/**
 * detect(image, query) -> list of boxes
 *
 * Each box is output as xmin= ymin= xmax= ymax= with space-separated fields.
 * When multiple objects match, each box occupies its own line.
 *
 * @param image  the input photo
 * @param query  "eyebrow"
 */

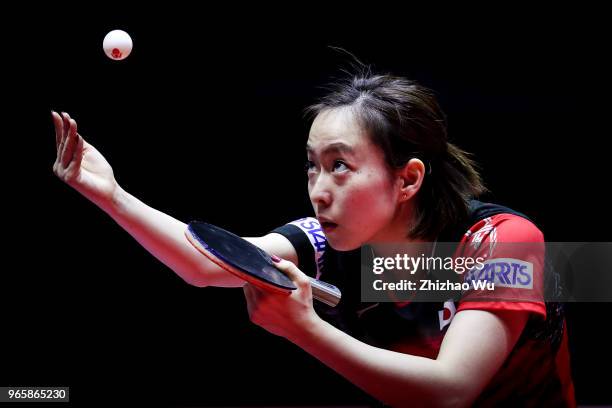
xmin=306 ymin=142 xmax=356 ymax=157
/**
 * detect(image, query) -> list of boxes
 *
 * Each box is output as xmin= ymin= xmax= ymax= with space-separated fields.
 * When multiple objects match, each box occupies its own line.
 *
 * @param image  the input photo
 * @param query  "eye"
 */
xmin=304 ymin=160 xmax=316 ymax=172
xmin=333 ymin=160 xmax=349 ymax=172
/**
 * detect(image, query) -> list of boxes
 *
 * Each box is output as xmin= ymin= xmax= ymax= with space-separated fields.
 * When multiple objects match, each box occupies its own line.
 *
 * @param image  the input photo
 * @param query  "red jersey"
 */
xmin=270 ymin=201 xmax=575 ymax=407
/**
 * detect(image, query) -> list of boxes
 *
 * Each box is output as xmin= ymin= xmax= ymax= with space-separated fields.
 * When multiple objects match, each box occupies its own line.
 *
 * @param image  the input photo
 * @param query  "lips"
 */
xmin=321 ymin=222 xmax=338 ymax=233
xmin=318 ymin=217 xmax=338 ymax=232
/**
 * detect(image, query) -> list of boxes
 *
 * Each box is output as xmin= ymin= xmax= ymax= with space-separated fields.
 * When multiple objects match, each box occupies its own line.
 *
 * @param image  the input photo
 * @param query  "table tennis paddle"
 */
xmin=185 ymin=221 xmax=341 ymax=307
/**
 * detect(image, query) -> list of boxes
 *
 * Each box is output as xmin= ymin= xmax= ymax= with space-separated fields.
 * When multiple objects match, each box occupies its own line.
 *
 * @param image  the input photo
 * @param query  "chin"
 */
xmin=327 ymin=236 xmax=363 ymax=252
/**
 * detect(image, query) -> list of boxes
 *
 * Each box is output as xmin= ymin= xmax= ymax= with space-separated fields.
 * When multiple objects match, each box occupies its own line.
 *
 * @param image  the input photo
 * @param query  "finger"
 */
xmin=61 ymin=118 xmax=78 ymax=168
xmin=51 ymin=111 xmax=63 ymax=151
xmin=64 ymin=112 xmax=73 ymax=141
xmin=61 ymin=112 xmax=71 ymax=138
xmin=244 ymin=283 xmax=264 ymax=302
xmin=243 ymin=282 xmax=253 ymax=299
xmin=58 ymin=112 xmax=70 ymax=157
xmin=67 ymin=133 xmax=84 ymax=173
xmin=243 ymin=283 xmax=259 ymax=318
xmin=272 ymin=259 xmax=310 ymax=287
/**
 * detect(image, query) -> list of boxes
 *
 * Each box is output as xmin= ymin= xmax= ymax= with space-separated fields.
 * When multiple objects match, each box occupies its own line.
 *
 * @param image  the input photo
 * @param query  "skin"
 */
xmin=52 ymin=111 xmax=117 ymax=208
xmin=52 ymin=110 xmax=296 ymax=289
xmin=52 ymin=109 xmax=530 ymax=406
xmin=243 ymin=107 xmax=529 ymax=407
xmin=305 ymin=107 xmax=425 ymax=252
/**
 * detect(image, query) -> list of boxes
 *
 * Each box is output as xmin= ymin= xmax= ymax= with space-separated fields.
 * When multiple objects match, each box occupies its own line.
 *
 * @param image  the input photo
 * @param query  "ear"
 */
xmin=395 ymin=158 xmax=426 ymax=202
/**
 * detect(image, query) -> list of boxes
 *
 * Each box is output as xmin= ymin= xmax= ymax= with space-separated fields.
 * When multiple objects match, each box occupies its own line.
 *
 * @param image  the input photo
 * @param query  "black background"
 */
xmin=3 ymin=6 xmax=611 ymax=406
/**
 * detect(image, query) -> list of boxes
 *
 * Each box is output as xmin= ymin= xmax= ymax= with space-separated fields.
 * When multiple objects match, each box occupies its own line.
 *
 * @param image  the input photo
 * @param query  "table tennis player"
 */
xmin=52 ymin=67 xmax=575 ymax=407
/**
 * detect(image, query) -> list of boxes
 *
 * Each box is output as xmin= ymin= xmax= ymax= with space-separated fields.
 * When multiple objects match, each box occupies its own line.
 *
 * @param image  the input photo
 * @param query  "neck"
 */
xmin=367 ymin=200 xmax=436 ymax=258
xmin=369 ymin=240 xmax=436 ymax=259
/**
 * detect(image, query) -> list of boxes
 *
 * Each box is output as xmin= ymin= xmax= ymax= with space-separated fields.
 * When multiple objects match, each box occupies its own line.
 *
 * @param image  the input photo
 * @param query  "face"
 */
xmin=306 ymin=108 xmax=403 ymax=251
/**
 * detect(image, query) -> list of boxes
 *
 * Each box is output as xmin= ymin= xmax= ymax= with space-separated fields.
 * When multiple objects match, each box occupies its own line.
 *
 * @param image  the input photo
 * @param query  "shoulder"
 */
xmin=464 ymin=212 xmax=544 ymax=244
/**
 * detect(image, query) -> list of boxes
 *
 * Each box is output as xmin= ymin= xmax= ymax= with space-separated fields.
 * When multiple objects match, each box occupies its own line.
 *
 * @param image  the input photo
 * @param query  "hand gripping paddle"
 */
xmin=185 ymin=221 xmax=341 ymax=307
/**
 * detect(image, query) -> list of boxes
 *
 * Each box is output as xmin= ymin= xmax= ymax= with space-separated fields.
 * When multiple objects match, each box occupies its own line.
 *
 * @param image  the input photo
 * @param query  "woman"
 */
xmin=52 ymin=71 xmax=574 ymax=407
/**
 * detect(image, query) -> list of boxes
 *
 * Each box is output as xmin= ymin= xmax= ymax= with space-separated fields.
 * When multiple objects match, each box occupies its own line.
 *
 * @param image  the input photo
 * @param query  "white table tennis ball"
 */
xmin=103 ymin=30 xmax=133 ymax=60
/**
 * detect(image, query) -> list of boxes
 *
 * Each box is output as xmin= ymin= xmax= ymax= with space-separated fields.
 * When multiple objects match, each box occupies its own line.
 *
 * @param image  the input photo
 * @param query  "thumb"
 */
xmin=271 ymin=255 xmax=310 ymax=288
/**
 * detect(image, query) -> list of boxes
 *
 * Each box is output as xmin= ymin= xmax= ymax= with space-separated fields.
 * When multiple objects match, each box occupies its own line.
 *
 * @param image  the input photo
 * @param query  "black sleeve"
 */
xmin=269 ymin=223 xmax=319 ymax=278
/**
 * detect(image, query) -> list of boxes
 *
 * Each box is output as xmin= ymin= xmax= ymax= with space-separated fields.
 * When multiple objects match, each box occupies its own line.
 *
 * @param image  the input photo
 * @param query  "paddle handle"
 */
xmin=309 ymin=277 xmax=341 ymax=307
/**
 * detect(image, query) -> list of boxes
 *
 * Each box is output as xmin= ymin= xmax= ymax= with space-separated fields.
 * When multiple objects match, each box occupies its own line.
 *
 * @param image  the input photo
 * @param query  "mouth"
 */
xmin=320 ymin=221 xmax=338 ymax=233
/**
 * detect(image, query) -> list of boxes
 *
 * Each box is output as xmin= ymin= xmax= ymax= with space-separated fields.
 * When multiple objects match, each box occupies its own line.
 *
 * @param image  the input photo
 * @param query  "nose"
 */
xmin=309 ymin=172 xmax=332 ymax=208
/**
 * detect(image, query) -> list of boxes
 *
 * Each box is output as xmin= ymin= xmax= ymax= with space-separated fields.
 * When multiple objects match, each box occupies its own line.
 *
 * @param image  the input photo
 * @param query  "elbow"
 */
xmin=439 ymin=393 xmax=474 ymax=408
xmin=386 ymin=391 xmax=473 ymax=408
xmin=415 ymin=390 xmax=475 ymax=408
xmin=432 ymin=371 xmax=480 ymax=408
xmin=391 ymin=369 xmax=477 ymax=408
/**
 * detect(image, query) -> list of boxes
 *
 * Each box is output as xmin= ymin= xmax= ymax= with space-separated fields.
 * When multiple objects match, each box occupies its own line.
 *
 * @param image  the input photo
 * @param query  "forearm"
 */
xmin=292 ymin=318 xmax=465 ymax=408
xmin=98 ymin=186 xmax=215 ymax=286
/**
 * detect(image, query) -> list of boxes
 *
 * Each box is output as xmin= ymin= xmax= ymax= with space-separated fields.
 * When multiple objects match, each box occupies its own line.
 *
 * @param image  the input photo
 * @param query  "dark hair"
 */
xmin=306 ymin=70 xmax=487 ymax=240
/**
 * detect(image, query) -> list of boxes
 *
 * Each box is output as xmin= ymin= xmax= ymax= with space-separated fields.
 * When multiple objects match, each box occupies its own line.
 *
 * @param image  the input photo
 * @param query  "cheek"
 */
xmin=343 ymin=173 xmax=396 ymax=224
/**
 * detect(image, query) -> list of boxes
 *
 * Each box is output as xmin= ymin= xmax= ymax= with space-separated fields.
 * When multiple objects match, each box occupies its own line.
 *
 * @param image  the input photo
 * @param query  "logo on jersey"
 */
xmin=465 ymin=258 xmax=533 ymax=289
xmin=288 ymin=217 xmax=327 ymax=279
xmin=438 ymin=300 xmax=456 ymax=331
xmin=465 ymin=217 xmax=498 ymax=255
